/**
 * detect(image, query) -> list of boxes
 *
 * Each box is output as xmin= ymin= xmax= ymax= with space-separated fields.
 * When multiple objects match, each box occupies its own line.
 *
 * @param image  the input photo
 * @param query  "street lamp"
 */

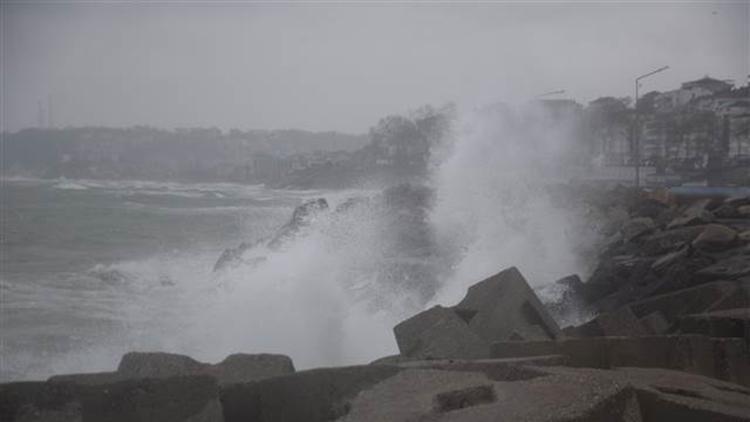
xmin=634 ymin=65 xmax=669 ymax=188
xmin=535 ymin=90 xmax=566 ymax=98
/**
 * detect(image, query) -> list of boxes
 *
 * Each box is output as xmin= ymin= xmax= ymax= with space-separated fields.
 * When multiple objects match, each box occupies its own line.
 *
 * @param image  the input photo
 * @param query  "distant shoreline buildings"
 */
xmin=10 ymin=74 xmax=749 ymax=187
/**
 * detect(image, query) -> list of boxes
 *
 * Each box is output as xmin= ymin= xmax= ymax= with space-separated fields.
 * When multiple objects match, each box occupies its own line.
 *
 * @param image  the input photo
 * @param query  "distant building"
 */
xmin=655 ymin=76 xmax=733 ymax=112
xmin=681 ymin=76 xmax=733 ymax=94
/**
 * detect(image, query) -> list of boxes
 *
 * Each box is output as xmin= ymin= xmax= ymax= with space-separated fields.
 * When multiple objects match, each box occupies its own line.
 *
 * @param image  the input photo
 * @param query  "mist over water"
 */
xmin=1 ymin=105 xmax=599 ymax=381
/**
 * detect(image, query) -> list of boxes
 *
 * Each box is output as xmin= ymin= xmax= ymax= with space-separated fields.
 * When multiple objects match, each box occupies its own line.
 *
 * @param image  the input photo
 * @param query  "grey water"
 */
xmin=0 ymin=178 xmax=314 ymax=381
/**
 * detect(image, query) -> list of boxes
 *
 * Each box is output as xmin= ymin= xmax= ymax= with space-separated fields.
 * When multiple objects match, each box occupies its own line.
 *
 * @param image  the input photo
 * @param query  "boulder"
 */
xmin=725 ymin=195 xmax=750 ymax=207
xmin=453 ymin=267 xmax=562 ymax=343
xmin=629 ymin=281 xmax=747 ymax=324
xmin=621 ymin=217 xmax=655 ymax=241
xmin=641 ymin=225 xmax=707 ymax=256
xmin=214 ymin=198 xmax=330 ymax=271
xmin=650 ymin=246 xmax=689 ymax=274
xmin=713 ymin=203 xmax=741 ymax=219
xmin=691 ymin=224 xmax=738 ymax=251
xmin=393 ymin=306 xmax=491 ymax=359
xmin=666 ymin=199 xmax=715 ymax=229
xmin=696 ymin=256 xmax=750 ymax=281
xmin=572 ymin=307 xmax=648 ymax=337
xmin=679 ymin=308 xmax=750 ymax=338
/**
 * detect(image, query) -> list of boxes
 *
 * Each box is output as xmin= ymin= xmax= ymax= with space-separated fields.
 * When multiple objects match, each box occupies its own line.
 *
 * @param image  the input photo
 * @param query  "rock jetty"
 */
xmin=2 ymin=189 xmax=749 ymax=421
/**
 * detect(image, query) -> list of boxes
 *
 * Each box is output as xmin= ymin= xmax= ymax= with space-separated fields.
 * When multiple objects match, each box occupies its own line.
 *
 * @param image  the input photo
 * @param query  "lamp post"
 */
xmin=535 ymin=90 xmax=566 ymax=98
xmin=634 ymin=66 xmax=669 ymax=188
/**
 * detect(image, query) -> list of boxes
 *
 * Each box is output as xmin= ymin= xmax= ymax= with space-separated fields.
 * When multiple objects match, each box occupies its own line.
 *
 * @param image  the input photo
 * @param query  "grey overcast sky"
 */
xmin=2 ymin=1 xmax=748 ymax=133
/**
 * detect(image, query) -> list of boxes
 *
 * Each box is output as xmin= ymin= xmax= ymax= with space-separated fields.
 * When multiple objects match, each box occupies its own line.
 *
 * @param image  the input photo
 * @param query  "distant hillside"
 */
xmin=1 ymin=126 xmax=368 ymax=183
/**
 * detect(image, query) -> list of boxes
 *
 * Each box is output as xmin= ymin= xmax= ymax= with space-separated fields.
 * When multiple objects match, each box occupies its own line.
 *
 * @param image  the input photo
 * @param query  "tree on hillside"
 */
xmin=365 ymin=104 xmax=455 ymax=174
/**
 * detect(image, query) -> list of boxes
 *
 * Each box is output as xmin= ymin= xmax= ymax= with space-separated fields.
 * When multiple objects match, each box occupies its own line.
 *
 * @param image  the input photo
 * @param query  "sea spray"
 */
xmin=428 ymin=103 xmax=600 ymax=305
xmin=1 ymin=103 xmax=602 ymax=381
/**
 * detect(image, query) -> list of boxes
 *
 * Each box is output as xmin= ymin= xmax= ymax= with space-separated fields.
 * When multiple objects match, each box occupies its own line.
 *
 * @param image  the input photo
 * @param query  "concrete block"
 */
xmin=454 ymin=267 xmax=562 ymax=342
xmin=220 ymin=365 xmax=401 ymax=422
xmin=594 ymin=307 xmax=649 ymax=337
xmin=338 ymin=364 xmax=750 ymax=421
xmin=0 ymin=375 xmax=221 ymax=422
xmin=393 ymin=305 xmax=491 ymax=359
xmin=50 ymin=352 xmax=295 ymax=387
xmin=679 ymin=308 xmax=750 ymax=338
xmin=640 ymin=311 xmax=671 ymax=335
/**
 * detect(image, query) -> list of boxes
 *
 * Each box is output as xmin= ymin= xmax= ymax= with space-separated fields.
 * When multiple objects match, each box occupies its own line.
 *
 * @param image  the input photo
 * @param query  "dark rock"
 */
xmin=629 ymin=197 xmax=671 ymax=220
xmin=696 ymin=256 xmax=750 ymax=281
xmin=267 ymin=198 xmax=329 ymax=250
xmin=725 ymin=195 xmax=750 ymax=207
xmin=629 ymin=281 xmax=747 ymax=324
xmin=641 ymin=225 xmax=707 ymax=256
xmin=679 ymin=308 xmax=750 ymax=338
xmin=214 ymin=198 xmax=329 ymax=271
xmin=650 ymin=246 xmax=689 ymax=274
xmin=691 ymin=224 xmax=738 ymax=251
xmin=453 ymin=267 xmax=562 ymax=342
xmin=644 ymin=251 xmax=716 ymax=297
xmin=583 ymin=256 xmax=661 ymax=311
xmin=393 ymin=305 xmax=491 ymax=359
xmin=713 ymin=203 xmax=741 ymax=219
xmin=621 ymin=217 xmax=655 ymax=241
xmin=667 ymin=199 xmax=715 ymax=230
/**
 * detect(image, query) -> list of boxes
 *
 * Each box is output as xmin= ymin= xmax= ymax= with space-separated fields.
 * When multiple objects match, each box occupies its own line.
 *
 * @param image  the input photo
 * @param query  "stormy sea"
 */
xmin=1 ymin=112 xmax=599 ymax=383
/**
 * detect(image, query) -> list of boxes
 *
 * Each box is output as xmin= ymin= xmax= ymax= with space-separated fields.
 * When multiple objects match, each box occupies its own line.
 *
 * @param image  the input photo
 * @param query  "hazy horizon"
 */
xmin=2 ymin=1 xmax=749 ymax=133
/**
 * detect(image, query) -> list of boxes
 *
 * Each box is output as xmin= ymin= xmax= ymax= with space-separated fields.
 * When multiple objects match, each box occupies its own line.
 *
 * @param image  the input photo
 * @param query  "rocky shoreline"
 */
xmin=2 ymin=188 xmax=749 ymax=421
